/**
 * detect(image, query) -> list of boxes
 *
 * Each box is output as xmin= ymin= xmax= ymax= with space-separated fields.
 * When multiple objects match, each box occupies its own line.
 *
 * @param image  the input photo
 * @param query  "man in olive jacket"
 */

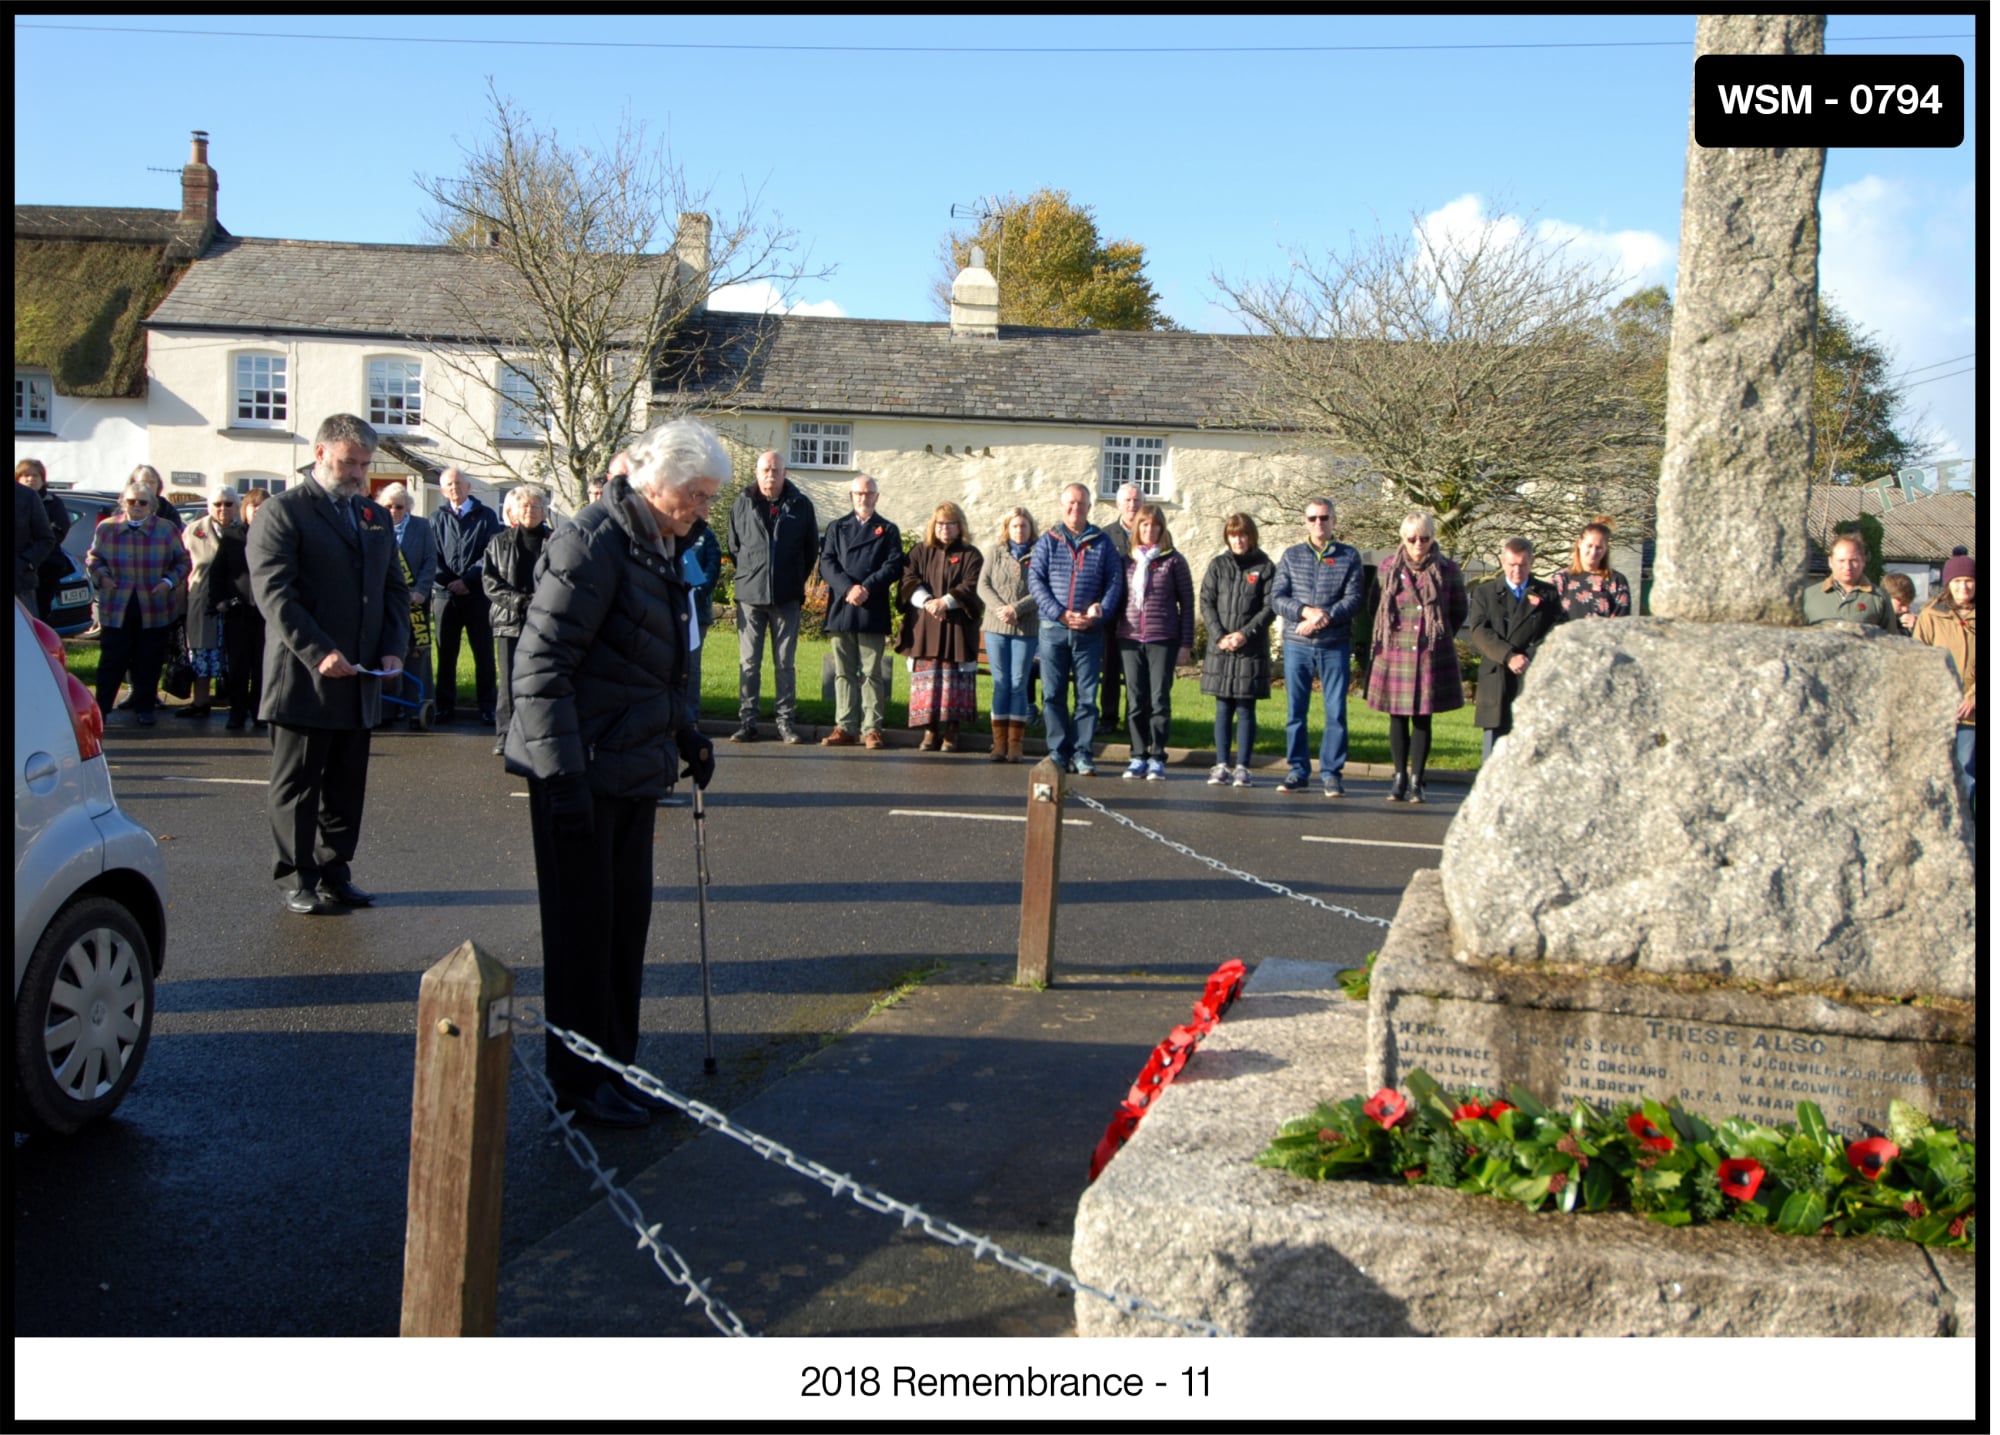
xmin=727 ymin=450 xmax=819 ymax=742
xmin=250 ymin=414 xmax=409 ymax=914
xmin=1465 ymin=536 xmax=1564 ymax=762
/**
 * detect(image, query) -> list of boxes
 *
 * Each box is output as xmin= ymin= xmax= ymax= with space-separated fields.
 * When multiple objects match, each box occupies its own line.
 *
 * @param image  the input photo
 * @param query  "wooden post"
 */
xmin=1016 ymin=756 xmax=1066 ymax=987
xmin=400 ymin=941 xmax=513 ymax=1337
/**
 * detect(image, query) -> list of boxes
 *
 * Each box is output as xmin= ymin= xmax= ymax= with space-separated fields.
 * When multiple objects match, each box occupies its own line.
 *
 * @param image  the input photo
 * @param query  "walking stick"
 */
xmin=692 ymin=783 xmax=718 ymax=1075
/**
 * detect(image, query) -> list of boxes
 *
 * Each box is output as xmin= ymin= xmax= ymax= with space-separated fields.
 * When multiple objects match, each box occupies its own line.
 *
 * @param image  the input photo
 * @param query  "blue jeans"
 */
xmin=987 ymin=632 xmax=1035 ymax=722
xmin=1955 ymin=725 xmax=1976 ymax=809
xmin=1282 ymin=640 xmax=1351 ymax=779
xmin=1038 ymin=625 xmax=1105 ymax=767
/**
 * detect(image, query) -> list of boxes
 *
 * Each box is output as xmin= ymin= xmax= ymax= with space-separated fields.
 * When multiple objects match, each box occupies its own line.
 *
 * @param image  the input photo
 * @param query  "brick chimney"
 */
xmin=950 ymin=246 xmax=999 ymax=340
xmin=179 ymin=130 xmax=218 ymax=228
xmin=675 ymin=212 xmax=712 ymax=311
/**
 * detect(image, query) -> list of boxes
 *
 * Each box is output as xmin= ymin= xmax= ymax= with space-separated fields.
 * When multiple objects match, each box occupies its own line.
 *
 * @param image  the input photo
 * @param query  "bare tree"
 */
xmin=1213 ymin=209 xmax=1663 ymax=563
xmin=414 ymin=83 xmax=826 ymax=505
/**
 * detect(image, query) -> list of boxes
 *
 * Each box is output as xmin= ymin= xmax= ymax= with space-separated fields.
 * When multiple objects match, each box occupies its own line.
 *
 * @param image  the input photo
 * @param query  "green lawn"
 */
xmin=68 ymin=632 xmax=1484 ymax=770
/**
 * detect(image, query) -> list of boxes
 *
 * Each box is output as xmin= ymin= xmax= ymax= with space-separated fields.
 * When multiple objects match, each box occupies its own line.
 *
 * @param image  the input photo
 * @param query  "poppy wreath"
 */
xmin=1255 ymin=1068 xmax=1976 ymax=1250
xmin=1088 ymin=960 xmax=1248 ymax=1183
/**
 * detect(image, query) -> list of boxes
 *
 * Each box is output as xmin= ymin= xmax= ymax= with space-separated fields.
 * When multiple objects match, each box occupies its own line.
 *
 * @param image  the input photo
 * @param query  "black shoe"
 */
xmin=730 ymin=722 xmax=760 ymax=743
xmin=1409 ymin=779 xmax=1427 ymax=804
xmin=316 ymin=876 xmax=377 ymax=907
xmin=558 ymin=1081 xmax=650 ymax=1129
xmin=285 ymin=885 xmax=334 ymax=915
xmin=134 ymin=710 xmax=157 ymax=727
xmin=1387 ymin=773 xmax=1409 ymax=802
xmin=435 ymin=710 xmax=456 ymax=726
xmin=479 ymin=710 xmax=496 ymax=726
xmin=225 ymin=716 xmax=248 ymax=731
xmin=171 ymin=705 xmax=213 ymax=721
xmin=619 ymin=1080 xmax=679 ymax=1114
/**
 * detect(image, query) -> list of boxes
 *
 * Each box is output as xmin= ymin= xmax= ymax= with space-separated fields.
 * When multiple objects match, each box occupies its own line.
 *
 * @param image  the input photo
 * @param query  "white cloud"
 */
xmin=707 ymin=279 xmax=845 ymax=318
xmin=1415 ymin=193 xmax=1676 ymax=301
xmin=1819 ymin=175 xmax=1977 ymax=460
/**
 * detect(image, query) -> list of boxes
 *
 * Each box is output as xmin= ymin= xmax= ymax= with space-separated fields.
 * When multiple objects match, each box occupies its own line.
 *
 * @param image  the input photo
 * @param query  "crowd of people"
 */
xmin=17 ymin=420 xmax=1979 ymax=1125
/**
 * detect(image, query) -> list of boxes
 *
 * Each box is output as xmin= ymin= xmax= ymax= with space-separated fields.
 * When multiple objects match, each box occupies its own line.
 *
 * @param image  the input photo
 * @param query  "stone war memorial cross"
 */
xmin=1367 ymin=13 xmax=1977 ymax=1141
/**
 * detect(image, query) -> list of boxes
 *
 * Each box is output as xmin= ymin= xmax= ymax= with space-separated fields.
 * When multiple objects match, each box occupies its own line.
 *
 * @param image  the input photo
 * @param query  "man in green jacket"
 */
xmin=1801 ymin=534 xmax=1895 ymax=630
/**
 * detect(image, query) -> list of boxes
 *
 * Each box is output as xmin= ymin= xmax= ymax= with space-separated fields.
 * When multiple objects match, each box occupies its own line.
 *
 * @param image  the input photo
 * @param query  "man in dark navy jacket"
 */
xmin=727 ymin=450 xmax=819 ymax=743
xmin=817 ymin=474 xmax=902 ymax=747
xmin=430 ymin=467 xmax=502 ymax=725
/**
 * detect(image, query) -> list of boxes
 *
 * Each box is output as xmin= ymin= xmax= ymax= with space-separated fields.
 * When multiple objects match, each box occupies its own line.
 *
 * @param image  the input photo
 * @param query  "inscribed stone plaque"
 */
xmin=1377 ymin=993 xmax=1976 ymax=1138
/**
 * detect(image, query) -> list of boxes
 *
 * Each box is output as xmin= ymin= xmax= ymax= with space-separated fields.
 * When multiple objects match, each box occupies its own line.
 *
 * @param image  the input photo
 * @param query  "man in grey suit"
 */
xmin=250 ymin=414 xmax=410 ymax=914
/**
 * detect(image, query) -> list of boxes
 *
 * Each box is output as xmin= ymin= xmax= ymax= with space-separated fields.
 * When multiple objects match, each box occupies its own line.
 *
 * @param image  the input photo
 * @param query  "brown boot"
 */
xmin=919 ymin=726 xmax=939 ymax=752
xmin=1008 ymin=719 xmax=1025 ymax=763
xmin=989 ymin=719 xmax=1009 ymax=761
xmin=940 ymin=721 xmax=961 ymax=753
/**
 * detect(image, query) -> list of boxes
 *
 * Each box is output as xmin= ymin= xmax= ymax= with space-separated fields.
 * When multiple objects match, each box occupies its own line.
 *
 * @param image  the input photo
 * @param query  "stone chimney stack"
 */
xmin=179 ymin=130 xmax=218 ymax=227
xmin=675 ymin=212 xmax=712 ymax=311
xmin=950 ymin=246 xmax=1000 ymax=340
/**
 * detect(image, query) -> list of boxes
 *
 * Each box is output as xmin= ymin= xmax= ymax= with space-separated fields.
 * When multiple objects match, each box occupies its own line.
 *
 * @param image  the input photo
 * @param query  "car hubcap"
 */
xmin=44 ymin=926 xmax=147 ymax=1101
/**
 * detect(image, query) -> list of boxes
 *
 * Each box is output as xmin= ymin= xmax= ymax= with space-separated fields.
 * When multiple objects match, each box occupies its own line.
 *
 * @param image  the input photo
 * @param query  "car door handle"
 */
xmin=24 ymin=750 xmax=61 ymax=795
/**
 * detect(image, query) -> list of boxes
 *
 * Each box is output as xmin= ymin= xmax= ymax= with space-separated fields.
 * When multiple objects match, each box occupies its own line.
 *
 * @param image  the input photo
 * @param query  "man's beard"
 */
xmin=320 ymin=471 xmax=364 ymax=499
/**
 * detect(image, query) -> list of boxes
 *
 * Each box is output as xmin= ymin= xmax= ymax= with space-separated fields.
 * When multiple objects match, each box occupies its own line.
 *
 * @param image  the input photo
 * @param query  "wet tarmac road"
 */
xmin=9 ymin=715 xmax=1459 ymax=1337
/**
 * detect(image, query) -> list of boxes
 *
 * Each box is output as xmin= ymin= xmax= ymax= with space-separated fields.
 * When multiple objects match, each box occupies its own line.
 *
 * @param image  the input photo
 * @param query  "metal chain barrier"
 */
xmin=1067 ymin=789 xmax=1394 ymax=929
xmin=517 ymin=1006 xmax=1231 ymax=1338
xmin=510 ymin=1042 xmax=755 ymax=1338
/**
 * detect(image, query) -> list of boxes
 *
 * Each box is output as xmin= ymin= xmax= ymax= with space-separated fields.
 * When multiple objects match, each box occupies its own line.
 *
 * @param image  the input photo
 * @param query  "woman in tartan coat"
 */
xmin=86 ymin=480 xmax=191 ymax=725
xmin=1364 ymin=511 xmax=1468 ymax=803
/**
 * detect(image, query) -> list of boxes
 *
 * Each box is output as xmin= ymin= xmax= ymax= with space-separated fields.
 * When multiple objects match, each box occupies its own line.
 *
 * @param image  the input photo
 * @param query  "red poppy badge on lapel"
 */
xmin=949 ymin=554 xmax=962 ymax=564
xmin=873 ymin=526 xmax=884 ymax=535
xmin=1245 ymin=573 xmax=1259 ymax=584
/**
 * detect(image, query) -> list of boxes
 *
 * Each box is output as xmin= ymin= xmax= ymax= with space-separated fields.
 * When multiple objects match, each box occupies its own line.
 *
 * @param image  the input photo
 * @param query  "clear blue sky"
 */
xmin=14 ymin=12 xmax=1982 ymax=462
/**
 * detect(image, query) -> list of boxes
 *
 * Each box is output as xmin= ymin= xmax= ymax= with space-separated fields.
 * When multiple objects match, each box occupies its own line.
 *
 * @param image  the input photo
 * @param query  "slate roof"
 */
xmin=16 ymin=205 xmax=192 ymax=245
xmin=659 ymin=310 xmax=1268 ymax=431
xmin=1806 ymin=484 xmax=1979 ymax=563
xmin=145 ymin=235 xmax=675 ymax=343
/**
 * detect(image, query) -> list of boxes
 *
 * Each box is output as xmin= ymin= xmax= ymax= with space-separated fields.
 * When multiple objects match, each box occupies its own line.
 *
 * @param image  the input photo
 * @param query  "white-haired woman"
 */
xmin=484 ymin=484 xmax=551 ymax=755
xmin=504 ymin=419 xmax=722 ymax=1128
xmin=176 ymin=486 xmax=245 ymax=720
xmin=1364 ymin=510 xmax=1468 ymax=803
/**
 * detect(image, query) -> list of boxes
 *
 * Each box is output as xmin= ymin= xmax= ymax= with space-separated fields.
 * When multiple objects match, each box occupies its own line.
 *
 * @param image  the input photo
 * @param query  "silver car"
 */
xmin=13 ymin=598 xmax=167 ymax=1134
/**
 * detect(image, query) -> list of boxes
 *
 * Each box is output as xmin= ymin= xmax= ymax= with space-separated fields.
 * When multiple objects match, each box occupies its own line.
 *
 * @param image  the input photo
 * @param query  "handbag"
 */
xmin=162 ymin=651 xmax=195 ymax=700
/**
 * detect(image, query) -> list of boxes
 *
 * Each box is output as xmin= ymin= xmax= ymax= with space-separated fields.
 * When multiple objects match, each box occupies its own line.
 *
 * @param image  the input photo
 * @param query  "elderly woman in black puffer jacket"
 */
xmin=484 ymin=484 xmax=551 ymax=756
xmin=1199 ymin=513 xmax=1277 ymax=787
xmin=503 ymin=420 xmax=723 ymax=1129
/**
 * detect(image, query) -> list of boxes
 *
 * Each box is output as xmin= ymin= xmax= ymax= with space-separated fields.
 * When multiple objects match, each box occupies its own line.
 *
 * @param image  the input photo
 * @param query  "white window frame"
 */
xmin=496 ymin=364 xmax=544 ymax=441
xmin=231 ymin=352 xmax=289 ymax=428
xmin=366 ymin=357 xmax=424 ymax=430
xmin=1100 ymin=434 xmax=1167 ymax=500
xmin=788 ymin=419 xmax=853 ymax=469
xmin=15 ymin=371 xmax=52 ymax=431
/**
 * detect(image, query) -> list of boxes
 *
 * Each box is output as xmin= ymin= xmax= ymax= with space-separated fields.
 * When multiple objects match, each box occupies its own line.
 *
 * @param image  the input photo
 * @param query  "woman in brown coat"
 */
xmin=899 ymin=500 xmax=984 ymax=751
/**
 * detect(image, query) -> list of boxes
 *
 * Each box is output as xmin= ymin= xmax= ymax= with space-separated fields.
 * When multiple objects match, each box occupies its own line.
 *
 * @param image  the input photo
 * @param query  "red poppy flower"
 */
xmin=1401 ymin=1166 xmax=1426 ymax=1182
xmin=1626 ymin=1113 xmax=1674 ymax=1151
xmin=1452 ymin=1103 xmax=1486 ymax=1122
xmin=1949 ymin=1217 xmax=1966 ymax=1238
xmin=1548 ymin=1171 xmax=1568 ymax=1193
xmin=1245 ymin=574 xmax=1259 ymax=584
xmin=1363 ymin=1089 xmax=1411 ymax=1129
xmin=1486 ymin=1100 xmax=1514 ymax=1118
xmin=1846 ymin=1137 xmax=1899 ymax=1181
xmin=1903 ymin=1198 xmax=1926 ymax=1219
xmin=1717 ymin=1158 xmax=1764 ymax=1201
xmin=1317 ymin=1128 xmax=1342 ymax=1145
xmin=873 ymin=525 xmax=883 ymax=535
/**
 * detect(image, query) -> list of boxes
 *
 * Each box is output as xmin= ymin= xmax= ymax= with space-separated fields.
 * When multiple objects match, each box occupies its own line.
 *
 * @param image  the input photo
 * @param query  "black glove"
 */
xmin=544 ymin=772 xmax=594 ymax=839
xmin=676 ymin=729 xmax=715 ymax=790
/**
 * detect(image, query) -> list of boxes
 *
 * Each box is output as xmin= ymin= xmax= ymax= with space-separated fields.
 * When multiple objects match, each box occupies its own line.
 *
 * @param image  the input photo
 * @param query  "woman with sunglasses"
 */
xmin=1364 ymin=511 xmax=1468 ymax=802
xmin=85 ymin=480 xmax=190 ymax=726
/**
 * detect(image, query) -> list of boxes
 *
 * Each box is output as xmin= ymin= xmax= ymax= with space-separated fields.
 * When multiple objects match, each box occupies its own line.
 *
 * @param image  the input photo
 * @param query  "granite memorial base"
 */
xmin=1368 ymin=872 xmax=1977 ymax=1139
xmin=1071 ymin=957 xmax=1976 ymax=1338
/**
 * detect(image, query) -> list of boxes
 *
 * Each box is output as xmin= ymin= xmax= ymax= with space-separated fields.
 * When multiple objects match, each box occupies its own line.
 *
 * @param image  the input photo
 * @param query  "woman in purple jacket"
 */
xmin=1118 ymin=505 xmax=1194 ymax=780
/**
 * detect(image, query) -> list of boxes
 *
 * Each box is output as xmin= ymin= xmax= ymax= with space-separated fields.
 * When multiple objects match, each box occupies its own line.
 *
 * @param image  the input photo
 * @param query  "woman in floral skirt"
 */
xmin=899 ymin=501 xmax=984 ymax=752
xmin=1364 ymin=511 xmax=1468 ymax=803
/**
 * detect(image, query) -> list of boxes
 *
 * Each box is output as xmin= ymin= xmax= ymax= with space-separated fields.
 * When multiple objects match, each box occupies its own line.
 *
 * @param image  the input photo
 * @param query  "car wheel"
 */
xmin=13 ymin=895 xmax=156 ymax=1135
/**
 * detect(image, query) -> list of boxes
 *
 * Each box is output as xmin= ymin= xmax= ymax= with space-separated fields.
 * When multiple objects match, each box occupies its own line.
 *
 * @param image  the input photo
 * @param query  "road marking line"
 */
xmin=1302 ymin=834 xmax=1444 ymax=852
xmin=890 ymin=808 xmax=1091 ymax=828
xmin=118 ymin=774 xmax=270 ymax=786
